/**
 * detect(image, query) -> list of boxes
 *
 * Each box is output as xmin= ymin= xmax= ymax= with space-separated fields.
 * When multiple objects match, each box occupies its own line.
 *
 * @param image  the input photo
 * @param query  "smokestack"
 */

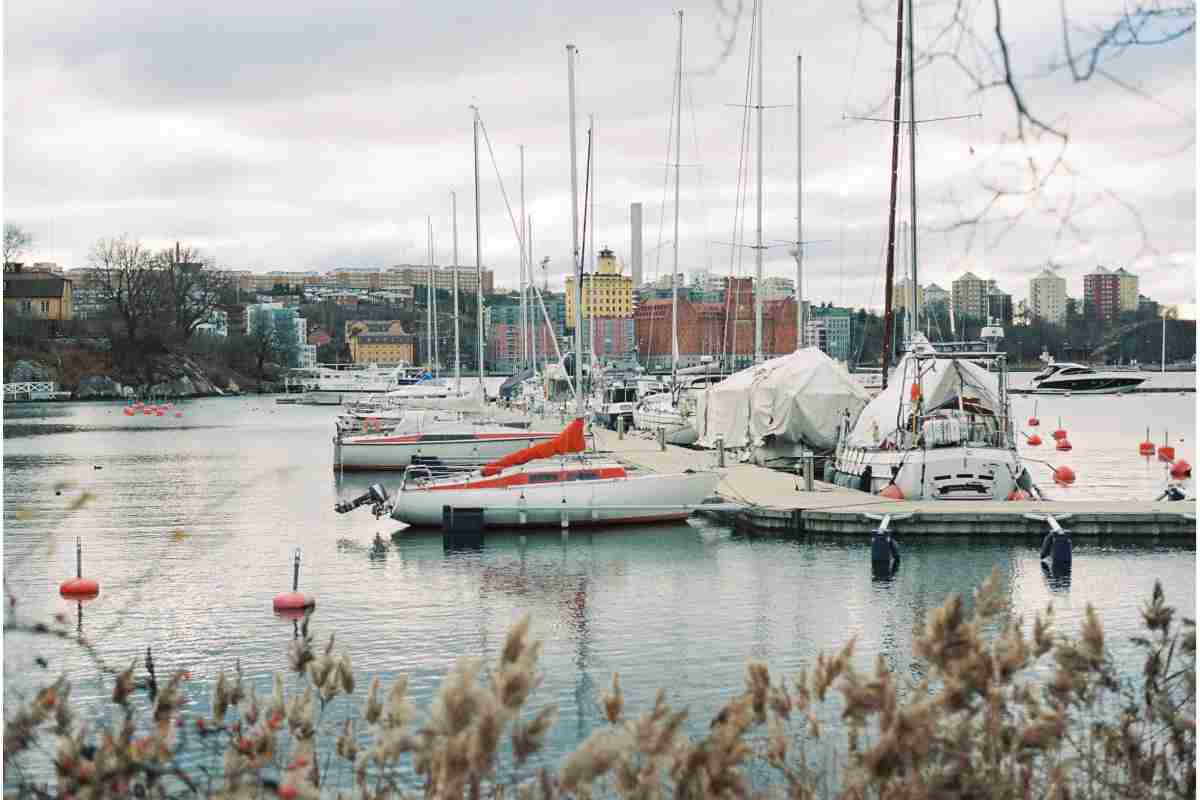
xmin=630 ymin=202 xmax=643 ymax=287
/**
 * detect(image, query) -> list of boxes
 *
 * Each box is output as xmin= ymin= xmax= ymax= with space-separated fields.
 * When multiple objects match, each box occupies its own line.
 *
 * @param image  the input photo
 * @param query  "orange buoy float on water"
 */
xmin=1055 ymin=438 xmax=1072 ymax=452
xmin=58 ymin=537 xmax=100 ymax=600
xmin=1157 ymin=430 xmax=1175 ymax=462
xmin=879 ymin=483 xmax=905 ymax=500
xmin=1028 ymin=434 xmax=1042 ymax=446
xmin=1139 ymin=428 xmax=1155 ymax=456
xmin=273 ymin=548 xmax=315 ymax=614
xmin=1053 ymin=466 xmax=1076 ymax=486
xmin=1028 ymin=401 xmax=1040 ymax=427
xmin=1051 ymin=417 xmax=1067 ymax=441
xmin=1007 ymin=488 xmax=1031 ymax=501
xmin=175 ymin=411 xmax=183 ymax=418
xmin=1170 ymin=460 xmax=1191 ymax=480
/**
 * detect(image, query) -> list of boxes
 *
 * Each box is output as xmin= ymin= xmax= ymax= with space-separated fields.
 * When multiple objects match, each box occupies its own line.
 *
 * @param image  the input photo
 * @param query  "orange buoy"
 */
xmin=1055 ymin=438 xmax=1072 ymax=452
xmin=272 ymin=591 xmax=314 ymax=612
xmin=879 ymin=483 xmax=905 ymax=500
xmin=1170 ymin=460 xmax=1191 ymax=480
xmin=909 ymin=382 xmax=920 ymax=402
xmin=175 ymin=411 xmax=183 ymax=418
xmin=58 ymin=537 xmax=100 ymax=599
xmin=1139 ymin=441 xmax=1155 ymax=456
xmin=273 ymin=549 xmax=315 ymax=614
xmin=1051 ymin=417 xmax=1067 ymax=440
xmin=123 ymin=407 xmax=135 ymax=416
xmin=1053 ymin=466 xmax=1076 ymax=486
xmin=1158 ymin=445 xmax=1175 ymax=462
xmin=1007 ymin=488 xmax=1031 ymax=501
xmin=1028 ymin=417 xmax=1040 ymax=426
xmin=1028 ymin=434 xmax=1042 ymax=446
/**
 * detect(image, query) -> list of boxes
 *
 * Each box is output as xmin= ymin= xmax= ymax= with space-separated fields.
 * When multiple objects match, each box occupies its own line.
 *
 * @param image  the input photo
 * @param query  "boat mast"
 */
xmin=879 ymin=0 xmax=905 ymax=389
xmin=529 ymin=214 xmax=537 ymax=370
xmin=427 ymin=215 xmax=434 ymax=375
xmin=671 ymin=10 xmax=683 ymax=387
xmin=473 ymin=106 xmax=484 ymax=391
xmin=906 ymin=0 xmax=918 ymax=342
xmin=520 ymin=144 xmax=529 ymax=372
xmin=753 ymin=0 xmax=764 ymax=365
xmin=796 ymin=52 xmax=804 ymax=351
xmin=452 ymin=190 xmax=461 ymax=392
xmin=567 ymin=44 xmax=583 ymax=417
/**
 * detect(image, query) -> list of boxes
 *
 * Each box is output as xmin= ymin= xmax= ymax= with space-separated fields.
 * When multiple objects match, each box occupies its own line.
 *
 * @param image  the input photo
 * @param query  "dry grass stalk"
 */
xmin=2 ymin=574 xmax=1193 ymax=799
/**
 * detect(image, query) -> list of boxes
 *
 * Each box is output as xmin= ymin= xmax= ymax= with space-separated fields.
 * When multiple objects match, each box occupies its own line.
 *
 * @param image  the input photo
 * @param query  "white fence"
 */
xmin=3 ymin=382 xmax=71 ymax=401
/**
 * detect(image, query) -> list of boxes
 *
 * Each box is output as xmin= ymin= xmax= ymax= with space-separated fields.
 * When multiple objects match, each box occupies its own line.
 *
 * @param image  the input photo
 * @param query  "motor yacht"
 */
xmin=1030 ymin=360 xmax=1146 ymax=395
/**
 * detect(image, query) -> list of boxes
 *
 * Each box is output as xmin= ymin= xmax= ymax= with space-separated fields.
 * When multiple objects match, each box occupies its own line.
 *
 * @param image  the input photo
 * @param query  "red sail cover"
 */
xmin=481 ymin=417 xmax=586 ymax=476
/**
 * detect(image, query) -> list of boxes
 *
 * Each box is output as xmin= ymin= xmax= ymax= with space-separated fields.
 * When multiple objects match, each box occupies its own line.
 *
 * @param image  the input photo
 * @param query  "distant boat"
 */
xmin=384 ymin=418 xmax=721 ymax=528
xmin=1030 ymin=361 xmax=1146 ymax=395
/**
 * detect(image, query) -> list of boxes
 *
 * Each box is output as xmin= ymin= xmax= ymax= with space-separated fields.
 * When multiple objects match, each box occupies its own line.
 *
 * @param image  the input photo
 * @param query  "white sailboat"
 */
xmin=384 ymin=419 xmax=721 ymax=528
xmin=827 ymin=0 xmax=1033 ymax=501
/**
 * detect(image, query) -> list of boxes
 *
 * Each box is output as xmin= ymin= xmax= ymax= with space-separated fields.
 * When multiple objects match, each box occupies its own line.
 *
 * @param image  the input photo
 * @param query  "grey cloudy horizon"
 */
xmin=4 ymin=0 xmax=1195 ymax=309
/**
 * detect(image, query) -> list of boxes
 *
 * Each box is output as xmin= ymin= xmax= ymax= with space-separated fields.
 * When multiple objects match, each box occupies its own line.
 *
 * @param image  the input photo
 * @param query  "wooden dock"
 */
xmin=579 ymin=422 xmax=1196 ymax=538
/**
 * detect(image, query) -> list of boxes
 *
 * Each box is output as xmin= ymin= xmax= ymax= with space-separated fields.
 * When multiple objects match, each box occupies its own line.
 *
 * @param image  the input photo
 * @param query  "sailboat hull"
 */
xmin=389 ymin=470 xmax=721 ymax=528
xmin=335 ymin=429 xmax=557 ymax=471
xmin=830 ymin=445 xmax=1024 ymax=500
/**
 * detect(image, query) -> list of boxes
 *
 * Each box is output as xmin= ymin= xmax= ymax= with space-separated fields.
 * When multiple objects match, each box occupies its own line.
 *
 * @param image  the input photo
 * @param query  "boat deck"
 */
xmin=565 ymin=419 xmax=1197 ymax=538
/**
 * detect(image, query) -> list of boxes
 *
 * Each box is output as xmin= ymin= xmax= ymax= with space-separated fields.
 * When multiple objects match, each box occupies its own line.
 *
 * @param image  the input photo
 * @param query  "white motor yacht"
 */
xmin=1030 ymin=360 xmax=1146 ymax=395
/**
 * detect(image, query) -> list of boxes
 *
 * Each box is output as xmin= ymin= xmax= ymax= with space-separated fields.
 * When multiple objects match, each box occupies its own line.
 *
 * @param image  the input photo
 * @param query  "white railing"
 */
xmin=4 ymin=382 xmax=65 ymax=400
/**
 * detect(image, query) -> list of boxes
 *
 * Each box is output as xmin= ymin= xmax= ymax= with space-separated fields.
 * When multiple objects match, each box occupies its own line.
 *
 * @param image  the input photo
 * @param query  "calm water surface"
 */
xmin=3 ymin=392 xmax=1196 ymax=784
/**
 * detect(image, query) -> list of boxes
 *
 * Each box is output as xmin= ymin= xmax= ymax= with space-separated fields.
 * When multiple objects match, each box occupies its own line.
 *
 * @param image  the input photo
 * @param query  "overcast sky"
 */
xmin=4 ymin=0 xmax=1195 ymax=308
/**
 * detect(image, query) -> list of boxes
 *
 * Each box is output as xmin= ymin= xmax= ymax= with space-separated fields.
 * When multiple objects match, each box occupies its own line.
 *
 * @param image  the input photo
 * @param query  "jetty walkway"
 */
xmin=579 ymin=423 xmax=1196 ymax=538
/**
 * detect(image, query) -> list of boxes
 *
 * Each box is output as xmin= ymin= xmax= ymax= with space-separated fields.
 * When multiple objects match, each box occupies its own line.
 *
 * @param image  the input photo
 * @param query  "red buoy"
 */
xmin=1028 ymin=434 xmax=1043 ymax=446
xmin=1052 ymin=429 xmax=1067 ymax=441
xmin=1055 ymin=438 xmax=1072 ymax=452
xmin=123 ymin=407 xmax=135 ymax=416
xmin=1007 ymin=489 xmax=1031 ymax=501
xmin=1170 ymin=460 xmax=1191 ymax=480
xmin=1139 ymin=441 xmax=1155 ymax=456
xmin=1028 ymin=417 xmax=1040 ymax=427
xmin=909 ymin=382 xmax=920 ymax=403
xmin=175 ymin=411 xmax=183 ymax=418
xmin=1158 ymin=445 xmax=1175 ymax=462
xmin=1053 ymin=466 xmax=1076 ymax=486
xmin=272 ymin=591 xmax=314 ymax=611
xmin=879 ymin=483 xmax=905 ymax=500
xmin=273 ymin=548 xmax=314 ymax=614
xmin=58 ymin=538 xmax=99 ymax=599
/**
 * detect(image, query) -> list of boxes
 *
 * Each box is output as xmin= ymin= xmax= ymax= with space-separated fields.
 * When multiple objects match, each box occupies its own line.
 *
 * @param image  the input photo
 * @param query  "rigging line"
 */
xmin=837 ymin=9 xmax=869 ymax=309
xmin=684 ymin=74 xmax=714 ymax=275
xmin=648 ymin=34 xmax=682 ymax=370
xmin=476 ymin=116 xmax=527 ymax=262
xmin=725 ymin=0 xmax=758 ymax=367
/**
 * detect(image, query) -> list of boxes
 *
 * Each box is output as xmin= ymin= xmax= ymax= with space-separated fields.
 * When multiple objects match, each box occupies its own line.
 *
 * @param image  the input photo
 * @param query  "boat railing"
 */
xmin=400 ymin=465 xmax=435 ymax=491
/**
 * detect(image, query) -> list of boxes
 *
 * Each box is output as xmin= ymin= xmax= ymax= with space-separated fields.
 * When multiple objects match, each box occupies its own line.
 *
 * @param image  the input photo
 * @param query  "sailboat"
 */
xmin=383 ymin=418 xmax=721 ymax=528
xmin=827 ymin=0 xmax=1035 ymax=501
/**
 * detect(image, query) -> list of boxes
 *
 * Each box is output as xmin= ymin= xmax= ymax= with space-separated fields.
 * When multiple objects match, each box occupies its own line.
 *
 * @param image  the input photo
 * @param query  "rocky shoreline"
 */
xmin=5 ymin=350 xmax=260 ymax=400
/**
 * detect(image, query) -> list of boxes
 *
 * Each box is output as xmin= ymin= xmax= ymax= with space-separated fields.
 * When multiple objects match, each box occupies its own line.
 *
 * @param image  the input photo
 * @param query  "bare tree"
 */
xmin=88 ymin=236 xmax=162 ymax=345
xmin=853 ymin=0 xmax=1194 ymax=256
xmin=154 ymin=243 xmax=230 ymax=341
xmin=4 ymin=224 xmax=33 ymax=265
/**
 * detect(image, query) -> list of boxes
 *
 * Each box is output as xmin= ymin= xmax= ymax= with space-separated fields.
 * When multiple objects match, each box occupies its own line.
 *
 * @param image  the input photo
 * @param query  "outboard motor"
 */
xmin=335 ymin=484 xmax=390 ymax=518
xmin=1155 ymin=484 xmax=1187 ymax=502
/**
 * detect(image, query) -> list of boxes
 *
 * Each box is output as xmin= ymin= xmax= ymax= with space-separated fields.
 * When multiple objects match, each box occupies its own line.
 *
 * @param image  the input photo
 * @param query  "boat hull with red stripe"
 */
xmin=388 ymin=458 xmax=721 ymax=528
xmin=335 ymin=425 xmax=559 ymax=471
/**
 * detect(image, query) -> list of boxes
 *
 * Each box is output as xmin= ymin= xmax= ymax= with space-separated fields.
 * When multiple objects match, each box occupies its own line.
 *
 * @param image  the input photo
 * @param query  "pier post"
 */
xmin=617 ymin=415 xmax=625 ymax=440
xmin=804 ymin=453 xmax=814 ymax=491
xmin=717 ymin=436 xmax=725 ymax=467
xmin=657 ymin=427 xmax=666 ymax=451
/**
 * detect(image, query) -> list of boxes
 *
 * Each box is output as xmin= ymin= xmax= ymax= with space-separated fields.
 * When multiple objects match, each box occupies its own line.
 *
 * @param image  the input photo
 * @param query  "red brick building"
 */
xmin=635 ymin=296 xmax=760 ymax=370
xmin=1083 ymin=266 xmax=1121 ymax=321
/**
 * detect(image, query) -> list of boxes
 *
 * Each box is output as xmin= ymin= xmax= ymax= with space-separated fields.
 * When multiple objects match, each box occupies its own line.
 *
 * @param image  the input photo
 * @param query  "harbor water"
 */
xmin=3 ymin=388 xmax=1196 ymax=785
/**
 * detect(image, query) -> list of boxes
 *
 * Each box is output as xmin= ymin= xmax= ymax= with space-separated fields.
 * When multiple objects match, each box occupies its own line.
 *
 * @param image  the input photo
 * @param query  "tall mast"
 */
xmin=796 ymin=52 xmax=804 ymax=351
xmin=528 ymin=214 xmax=537 ymax=370
xmin=431 ymin=218 xmax=439 ymax=377
xmin=753 ymin=0 xmax=764 ymax=365
xmin=567 ymin=44 xmax=583 ymax=416
xmin=906 ymin=0 xmax=919 ymax=342
xmin=519 ymin=144 xmax=528 ymax=371
xmin=879 ymin=0 xmax=905 ymax=389
xmin=473 ymin=106 xmax=484 ymax=390
xmin=671 ymin=9 xmax=683 ymax=386
xmin=427 ymin=215 xmax=434 ymax=373
xmin=452 ymin=190 xmax=461 ymax=391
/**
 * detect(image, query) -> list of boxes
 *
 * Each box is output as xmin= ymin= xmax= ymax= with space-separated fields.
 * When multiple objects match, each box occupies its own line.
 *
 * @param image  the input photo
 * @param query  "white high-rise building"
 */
xmin=1028 ymin=268 xmax=1067 ymax=326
